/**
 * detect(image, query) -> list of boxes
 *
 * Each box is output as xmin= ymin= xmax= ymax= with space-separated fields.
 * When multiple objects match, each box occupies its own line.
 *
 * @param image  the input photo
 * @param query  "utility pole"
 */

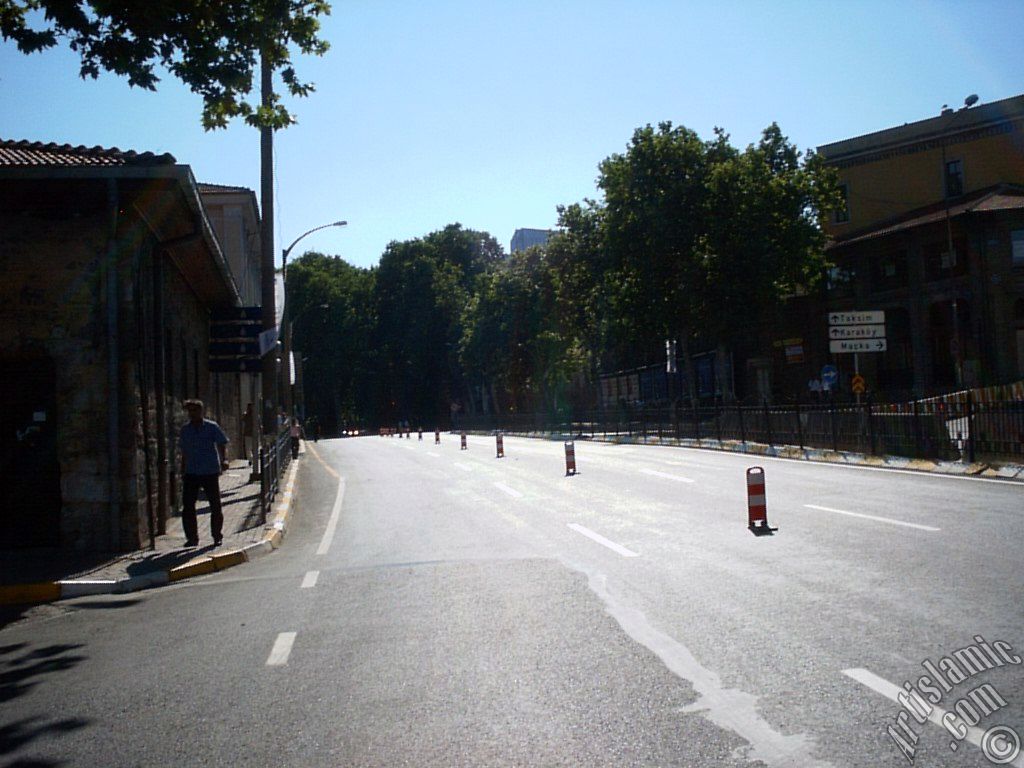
xmin=260 ymin=51 xmax=277 ymax=438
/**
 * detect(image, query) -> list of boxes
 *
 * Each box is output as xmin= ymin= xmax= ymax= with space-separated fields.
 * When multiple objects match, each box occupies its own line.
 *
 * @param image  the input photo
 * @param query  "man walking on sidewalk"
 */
xmin=179 ymin=399 xmax=230 ymax=547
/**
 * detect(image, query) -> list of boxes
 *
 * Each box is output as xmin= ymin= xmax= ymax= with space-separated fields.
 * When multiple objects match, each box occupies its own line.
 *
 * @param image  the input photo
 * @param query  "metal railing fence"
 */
xmin=452 ymin=396 xmax=1024 ymax=463
xmin=258 ymin=428 xmax=293 ymax=523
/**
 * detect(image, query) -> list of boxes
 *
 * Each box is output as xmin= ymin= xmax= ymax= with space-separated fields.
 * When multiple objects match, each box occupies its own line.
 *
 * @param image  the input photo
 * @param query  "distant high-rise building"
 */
xmin=511 ymin=228 xmax=553 ymax=253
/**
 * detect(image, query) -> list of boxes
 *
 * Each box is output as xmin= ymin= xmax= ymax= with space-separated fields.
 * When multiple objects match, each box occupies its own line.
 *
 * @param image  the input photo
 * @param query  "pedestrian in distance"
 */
xmin=242 ymin=402 xmax=255 ymax=467
xmin=179 ymin=399 xmax=229 ymax=547
xmin=290 ymin=417 xmax=304 ymax=459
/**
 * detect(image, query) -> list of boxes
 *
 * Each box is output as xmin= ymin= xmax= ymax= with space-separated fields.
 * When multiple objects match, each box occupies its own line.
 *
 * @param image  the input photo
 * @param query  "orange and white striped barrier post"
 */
xmin=564 ymin=440 xmax=577 ymax=476
xmin=434 ymin=429 xmax=440 ymax=445
xmin=496 ymin=433 xmax=504 ymax=458
xmin=746 ymin=466 xmax=776 ymax=533
xmin=460 ymin=432 xmax=467 ymax=450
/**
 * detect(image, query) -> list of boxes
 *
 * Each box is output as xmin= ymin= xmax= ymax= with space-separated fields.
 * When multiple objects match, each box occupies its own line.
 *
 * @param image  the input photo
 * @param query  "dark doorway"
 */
xmin=0 ymin=359 xmax=62 ymax=547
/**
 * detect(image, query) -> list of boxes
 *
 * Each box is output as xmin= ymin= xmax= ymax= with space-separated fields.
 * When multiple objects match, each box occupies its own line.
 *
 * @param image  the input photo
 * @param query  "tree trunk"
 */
xmin=715 ymin=341 xmax=735 ymax=403
xmin=680 ymin=333 xmax=699 ymax=409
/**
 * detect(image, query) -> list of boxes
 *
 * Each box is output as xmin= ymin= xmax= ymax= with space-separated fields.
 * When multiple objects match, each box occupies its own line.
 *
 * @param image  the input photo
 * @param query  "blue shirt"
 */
xmin=180 ymin=419 xmax=229 ymax=475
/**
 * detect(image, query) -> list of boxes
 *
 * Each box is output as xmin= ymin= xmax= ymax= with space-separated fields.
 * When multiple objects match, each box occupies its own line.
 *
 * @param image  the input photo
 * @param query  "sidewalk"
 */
xmin=0 ymin=457 xmax=298 ymax=605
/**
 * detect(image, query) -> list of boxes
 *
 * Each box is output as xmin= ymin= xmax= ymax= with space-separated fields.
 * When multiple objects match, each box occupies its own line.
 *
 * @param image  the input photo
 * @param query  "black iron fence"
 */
xmin=455 ymin=396 xmax=1024 ymax=463
xmin=258 ymin=428 xmax=293 ymax=522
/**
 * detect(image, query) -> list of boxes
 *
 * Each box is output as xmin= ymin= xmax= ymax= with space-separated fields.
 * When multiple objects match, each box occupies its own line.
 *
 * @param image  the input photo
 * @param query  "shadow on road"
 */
xmin=0 ymin=642 xmax=89 ymax=765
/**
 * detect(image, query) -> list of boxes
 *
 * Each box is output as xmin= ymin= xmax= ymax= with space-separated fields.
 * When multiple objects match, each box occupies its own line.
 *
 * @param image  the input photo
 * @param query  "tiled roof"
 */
xmin=828 ymin=185 xmax=1024 ymax=249
xmin=0 ymin=139 xmax=175 ymax=167
xmin=199 ymin=183 xmax=252 ymax=194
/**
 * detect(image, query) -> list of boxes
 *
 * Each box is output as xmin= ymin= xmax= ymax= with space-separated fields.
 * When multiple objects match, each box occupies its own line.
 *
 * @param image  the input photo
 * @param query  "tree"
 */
xmin=286 ymin=252 xmax=375 ymax=434
xmin=597 ymin=122 xmax=713 ymax=401
xmin=372 ymin=225 xmax=503 ymax=424
xmin=460 ymin=247 xmax=587 ymax=415
xmin=699 ymin=124 xmax=841 ymax=398
xmin=0 ymin=0 xmax=330 ymax=128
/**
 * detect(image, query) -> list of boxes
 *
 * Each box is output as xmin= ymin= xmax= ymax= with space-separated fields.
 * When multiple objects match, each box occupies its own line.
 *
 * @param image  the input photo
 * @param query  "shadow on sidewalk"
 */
xmin=123 ymin=546 xmax=219 ymax=578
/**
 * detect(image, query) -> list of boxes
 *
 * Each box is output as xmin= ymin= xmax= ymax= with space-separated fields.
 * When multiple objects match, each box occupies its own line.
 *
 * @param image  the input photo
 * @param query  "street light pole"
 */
xmin=940 ymin=94 xmax=977 ymax=389
xmin=280 ymin=221 xmax=347 ymax=419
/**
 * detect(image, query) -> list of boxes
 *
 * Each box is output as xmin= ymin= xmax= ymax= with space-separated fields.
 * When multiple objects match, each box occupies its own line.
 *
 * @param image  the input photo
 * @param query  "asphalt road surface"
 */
xmin=2 ymin=435 xmax=1022 ymax=767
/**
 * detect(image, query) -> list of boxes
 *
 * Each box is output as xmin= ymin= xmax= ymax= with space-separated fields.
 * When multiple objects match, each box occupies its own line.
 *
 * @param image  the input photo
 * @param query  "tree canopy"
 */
xmin=274 ymin=120 xmax=839 ymax=430
xmin=0 ymin=0 xmax=330 ymax=128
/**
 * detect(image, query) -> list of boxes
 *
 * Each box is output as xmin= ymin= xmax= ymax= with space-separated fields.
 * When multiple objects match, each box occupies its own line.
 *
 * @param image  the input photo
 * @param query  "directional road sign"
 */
xmin=829 ymin=339 xmax=888 ymax=354
xmin=829 ymin=324 xmax=886 ymax=340
xmin=828 ymin=310 xmax=885 ymax=326
xmin=821 ymin=364 xmax=838 ymax=387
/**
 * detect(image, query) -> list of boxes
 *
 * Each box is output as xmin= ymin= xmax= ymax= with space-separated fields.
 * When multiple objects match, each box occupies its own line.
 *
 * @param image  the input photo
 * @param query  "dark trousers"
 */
xmin=182 ymin=473 xmax=223 ymax=543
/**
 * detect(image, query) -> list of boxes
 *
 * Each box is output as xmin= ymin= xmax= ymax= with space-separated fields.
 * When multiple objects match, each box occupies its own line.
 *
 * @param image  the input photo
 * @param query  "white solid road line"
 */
xmin=454 ymin=462 xmax=473 ymax=472
xmin=842 ymin=668 xmax=1024 ymax=767
xmin=567 ymin=523 xmax=639 ymax=557
xmin=493 ymin=482 xmax=524 ymax=498
xmin=266 ymin=632 xmax=297 ymax=666
xmin=426 ymin=451 xmax=441 ymax=458
xmin=804 ymin=504 xmax=941 ymax=532
xmin=640 ymin=468 xmax=695 ymax=483
xmin=300 ymin=570 xmax=319 ymax=589
xmin=316 ymin=477 xmax=346 ymax=555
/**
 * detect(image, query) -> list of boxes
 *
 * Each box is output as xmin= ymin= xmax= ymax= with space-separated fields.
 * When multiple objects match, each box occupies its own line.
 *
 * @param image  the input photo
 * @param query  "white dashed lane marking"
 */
xmin=266 ymin=632 xmax=297 ymax=666
xmin=804 ymin=504 xmax=940 ymax=532
xmin=567 ymin=523 xmax=639 ymax=558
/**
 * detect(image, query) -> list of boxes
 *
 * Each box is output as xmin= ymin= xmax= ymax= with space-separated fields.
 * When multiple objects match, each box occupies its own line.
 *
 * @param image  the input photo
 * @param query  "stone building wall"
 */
xmin=1 ymin=181 xmax=243 ymax=551
xmin=0 ymin=191 xmax=130 ymax=549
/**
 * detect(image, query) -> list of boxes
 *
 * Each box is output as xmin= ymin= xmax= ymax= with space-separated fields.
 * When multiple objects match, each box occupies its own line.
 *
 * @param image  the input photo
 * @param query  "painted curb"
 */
xmin=0 ymin=458 xmax=303 ymax=606
xmin=168 ymin=558 xmax=216 ymax=582
xmin=0 ymin=583 xmax=61 ymax=605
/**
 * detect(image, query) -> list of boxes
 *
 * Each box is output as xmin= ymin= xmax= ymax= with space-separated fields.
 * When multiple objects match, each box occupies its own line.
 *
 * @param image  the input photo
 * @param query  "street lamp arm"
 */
xmin=282 ymin=220 xmax=347 ymax=265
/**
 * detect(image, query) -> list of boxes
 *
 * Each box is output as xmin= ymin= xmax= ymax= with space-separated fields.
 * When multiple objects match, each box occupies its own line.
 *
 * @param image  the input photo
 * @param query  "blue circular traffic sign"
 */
xmin=821 ymin=364 xmax=839 ymax=386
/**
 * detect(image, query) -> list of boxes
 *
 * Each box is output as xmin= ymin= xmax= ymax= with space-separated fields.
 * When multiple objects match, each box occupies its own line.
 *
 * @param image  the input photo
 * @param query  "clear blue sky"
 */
xmin=2 ymin=0 xmax=1022 ymax=269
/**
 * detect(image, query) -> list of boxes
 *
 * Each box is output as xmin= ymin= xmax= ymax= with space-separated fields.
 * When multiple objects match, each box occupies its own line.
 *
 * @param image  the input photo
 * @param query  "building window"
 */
xmin=925 ymin=238 xmax=968 ymax=281
xmin=833 ymin=184 xmax=850 ymax=224
xmin=870 ymin=250 xmax=908 ymax=291
xmin=1012 ymin=229 xmax=1024 ymax=268
xmin=945 ymin=159 xmax=964 ymax=198
xmin=826 ymin=264 xmax=856 ymax=297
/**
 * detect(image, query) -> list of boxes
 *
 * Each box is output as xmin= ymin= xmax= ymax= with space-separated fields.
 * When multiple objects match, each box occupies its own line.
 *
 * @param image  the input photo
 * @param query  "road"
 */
xmin=2 ymin=434 xmax=1022 ymax=767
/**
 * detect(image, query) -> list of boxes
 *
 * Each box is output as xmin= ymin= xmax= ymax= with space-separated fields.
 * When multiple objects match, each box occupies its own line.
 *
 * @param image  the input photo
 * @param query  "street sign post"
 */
xmin=827 ymin=310 xmax=886 ymax=403
xmin=828 ymin=310 xmax=885 ymax=326
xmin=828 ymin=324 xmax=886 ymax=340
xmin=829 ymin=339 xmax=888 ymax=354
xmin=821 ymin=364 xmax=838 ymax=389
xmin=209 ymin=306 xmax=264 ymax=372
